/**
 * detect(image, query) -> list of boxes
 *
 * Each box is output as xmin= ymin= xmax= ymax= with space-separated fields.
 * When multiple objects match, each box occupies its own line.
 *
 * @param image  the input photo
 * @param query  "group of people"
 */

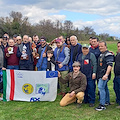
xmin=0 ymin=33 xmax=120 ymax=111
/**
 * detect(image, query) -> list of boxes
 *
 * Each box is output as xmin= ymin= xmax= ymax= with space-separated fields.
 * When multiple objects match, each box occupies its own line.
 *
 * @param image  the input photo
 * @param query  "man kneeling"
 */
xmin=58 ymin=61 xmax=87 ymax=108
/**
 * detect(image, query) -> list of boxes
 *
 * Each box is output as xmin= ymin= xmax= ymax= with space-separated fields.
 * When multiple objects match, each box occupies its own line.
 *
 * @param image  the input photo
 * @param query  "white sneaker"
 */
xmin=0 ymin=97 xmax=3 ymax=101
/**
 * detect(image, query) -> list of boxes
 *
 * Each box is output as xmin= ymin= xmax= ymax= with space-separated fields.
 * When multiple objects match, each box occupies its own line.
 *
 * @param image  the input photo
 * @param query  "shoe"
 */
xmin=95 ymin=104 xmax=106 ymax=111
xmin=105 ymin=102 xmax=111 ymax=106
xmin=76 ymin=103 xmax=82 ymax=108
xmin=89 ymin=103 xmax=94 ymax=107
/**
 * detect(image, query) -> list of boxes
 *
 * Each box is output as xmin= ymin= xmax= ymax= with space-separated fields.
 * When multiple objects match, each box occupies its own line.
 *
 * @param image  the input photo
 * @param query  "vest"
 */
xmin=78 ymin=52 xmax=92 ymax=78
xmin=54 ymin=46 xmax=68 ymax=71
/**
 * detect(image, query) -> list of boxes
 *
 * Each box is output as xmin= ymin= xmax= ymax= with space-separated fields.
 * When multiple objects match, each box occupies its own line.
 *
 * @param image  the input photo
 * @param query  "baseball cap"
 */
xmin=55 ymin=38 xmax=62 ymax=43
xmin=82 ymin=44 xmax=89 ymax=48
xmin=72 ymin=61 xmax=81 ymax=67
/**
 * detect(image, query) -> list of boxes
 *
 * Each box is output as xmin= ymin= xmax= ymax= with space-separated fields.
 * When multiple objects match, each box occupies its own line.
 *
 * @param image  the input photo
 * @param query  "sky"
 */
xmin=0 ymin=0 xmax=120 ymax=38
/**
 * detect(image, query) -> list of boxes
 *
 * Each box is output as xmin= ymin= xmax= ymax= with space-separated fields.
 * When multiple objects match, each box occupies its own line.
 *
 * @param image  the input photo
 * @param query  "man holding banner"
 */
xmin=58 ymin=61 xmax=87 ymax=108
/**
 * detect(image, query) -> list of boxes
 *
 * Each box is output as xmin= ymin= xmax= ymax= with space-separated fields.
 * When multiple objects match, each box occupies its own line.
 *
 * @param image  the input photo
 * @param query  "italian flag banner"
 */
xmin=3 ymin=70 xmax=58 ymax=102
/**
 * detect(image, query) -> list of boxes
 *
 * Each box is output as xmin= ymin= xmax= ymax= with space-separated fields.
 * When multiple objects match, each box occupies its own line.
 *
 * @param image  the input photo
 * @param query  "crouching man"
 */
xmin=58 ymin=61 xmax=87 ymax=108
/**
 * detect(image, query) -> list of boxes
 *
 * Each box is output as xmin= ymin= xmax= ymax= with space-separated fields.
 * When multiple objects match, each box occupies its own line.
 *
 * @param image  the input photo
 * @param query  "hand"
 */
xmin=2 ymin=67 xmax=6 ymax=70
xmin=58 ymin=71 xmax=61 ymax=78
xmin=42 ymin=53 xmax=46 ymax=57
xmin=69 ymin=91 xmax=75 ymax=97
xmin=47 ymin=58 xmax=50 ymax=61
xmin=58 ymin=64 xmax=63 ymax=68
xmin=6 ymin=53 xmax=10 ymax=57
xmin=92 ymin=73 xmax=96 ymax=80
xmin=22 ymin=51 xmax=26 ymax=54
xmin=102 ymin=74 xmax=108 ymax=80
xmin=32 ymin=52 xmax=35 ymax=57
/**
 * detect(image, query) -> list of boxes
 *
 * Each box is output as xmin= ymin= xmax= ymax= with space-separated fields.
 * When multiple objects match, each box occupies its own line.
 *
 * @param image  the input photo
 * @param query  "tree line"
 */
xmin=0 ymin=11 xmax=117 ymax=42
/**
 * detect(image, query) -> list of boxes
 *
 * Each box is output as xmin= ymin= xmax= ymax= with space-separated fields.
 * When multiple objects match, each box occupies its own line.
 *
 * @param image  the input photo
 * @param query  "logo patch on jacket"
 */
xmin=84 ymin=59 xmax=89 ymax=65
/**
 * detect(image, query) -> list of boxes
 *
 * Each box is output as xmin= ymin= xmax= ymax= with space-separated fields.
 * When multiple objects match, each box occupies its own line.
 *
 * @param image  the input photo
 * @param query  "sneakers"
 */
xmin=116 ymin=105 xmax=120 ymax=109
xmin=95 ymin=104 xmax=106 ymax=111
xmin=105 ymin=102 xmax=111 ymax=106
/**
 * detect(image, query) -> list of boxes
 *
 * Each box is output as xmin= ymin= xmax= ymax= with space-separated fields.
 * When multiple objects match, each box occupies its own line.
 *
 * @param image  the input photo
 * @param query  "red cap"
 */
xmin=55 ymin=38 xmax=62 ymax=43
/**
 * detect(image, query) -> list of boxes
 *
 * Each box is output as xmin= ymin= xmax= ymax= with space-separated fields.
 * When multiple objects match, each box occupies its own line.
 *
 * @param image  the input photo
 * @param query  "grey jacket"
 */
xmin=0 ymin=46 xmax=4 ymax=68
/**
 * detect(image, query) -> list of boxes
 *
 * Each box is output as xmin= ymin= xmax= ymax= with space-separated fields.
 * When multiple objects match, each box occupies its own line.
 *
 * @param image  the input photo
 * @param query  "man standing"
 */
xmin=17 ymin=35 xmax=34 ymax=70
xmin=5 ymin=39 xmax=19 ymax=70
xmin=69 ymin=35 xmax=82 ymax=72
xmin=58 ymin=61 xmax=87 ymax=108
xmin=77 ymin=44 xmax=97 ymax=107
xmin=89 ymin=37 xmax=101 ymax=92
xmin=36 ymin=36 xmax=52 ymax=71
xmin=113 ymin=41 xmax=120 ymax=108
xmin=54 ymin=38 xmax=70 ymax=97
xmin=95 ymin=41 xmax=114 ymax=111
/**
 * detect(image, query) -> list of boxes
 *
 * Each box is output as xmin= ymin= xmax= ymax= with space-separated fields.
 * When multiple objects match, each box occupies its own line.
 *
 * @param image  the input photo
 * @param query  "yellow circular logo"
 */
xmin=22 ymin=83 xmax=33 ymax=94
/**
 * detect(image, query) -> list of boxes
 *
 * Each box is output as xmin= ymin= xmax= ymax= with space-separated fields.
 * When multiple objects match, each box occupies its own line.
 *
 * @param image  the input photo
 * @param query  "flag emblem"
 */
xmin=22 ymin=83 xmax=34 ymax=94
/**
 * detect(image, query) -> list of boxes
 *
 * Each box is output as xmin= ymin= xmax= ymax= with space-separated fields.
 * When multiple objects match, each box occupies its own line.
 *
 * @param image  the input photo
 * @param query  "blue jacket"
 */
xmin=54 ymin=46 xmax=68 ymax=71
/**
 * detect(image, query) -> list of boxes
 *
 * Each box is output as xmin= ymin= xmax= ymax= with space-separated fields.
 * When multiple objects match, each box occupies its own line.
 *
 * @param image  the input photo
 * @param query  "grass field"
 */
xmin=0 ymin=41 xmax=120 ymax=120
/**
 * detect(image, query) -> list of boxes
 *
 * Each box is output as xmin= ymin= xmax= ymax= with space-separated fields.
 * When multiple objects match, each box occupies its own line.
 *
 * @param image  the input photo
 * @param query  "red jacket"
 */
xmin=5 ymin=46 xmax=19 ymax=65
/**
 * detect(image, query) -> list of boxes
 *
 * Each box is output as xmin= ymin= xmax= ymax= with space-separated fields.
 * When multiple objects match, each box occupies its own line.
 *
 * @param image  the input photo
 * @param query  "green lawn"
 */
xmin=0 ymin=41 xmax=120 ymax=120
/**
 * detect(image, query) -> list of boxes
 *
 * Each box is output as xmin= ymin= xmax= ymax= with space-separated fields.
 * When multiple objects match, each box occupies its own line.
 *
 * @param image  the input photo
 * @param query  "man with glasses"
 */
xmin=15 ymin=36 xmax=22 ymax=47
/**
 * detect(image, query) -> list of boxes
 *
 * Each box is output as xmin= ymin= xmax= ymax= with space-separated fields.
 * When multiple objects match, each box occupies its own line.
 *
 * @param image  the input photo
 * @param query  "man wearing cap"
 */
xmin=54 ymin=38 xmax=70 ymax=97
xmin=77 ymin=44 xmax=97 ymax=107
xmin=36 ymin=36 xmax=52 ymax=71
xmin=58 ymin=61 xmax=87 ymax=108
xmin=69 ymin=35 xmax=82 ymax=72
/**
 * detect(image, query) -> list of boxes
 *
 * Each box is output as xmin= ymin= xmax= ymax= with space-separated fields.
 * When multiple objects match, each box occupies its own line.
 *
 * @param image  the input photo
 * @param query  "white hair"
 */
xmin=70 ymin=35 xmax=78 ymax=42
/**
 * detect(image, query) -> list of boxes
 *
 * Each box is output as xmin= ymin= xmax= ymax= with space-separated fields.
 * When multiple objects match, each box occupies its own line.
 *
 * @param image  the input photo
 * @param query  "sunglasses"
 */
xmin=17 ymin=39 xmax=21 ymax=41
xmin=41 ymin=40 xmax=45 ymax=41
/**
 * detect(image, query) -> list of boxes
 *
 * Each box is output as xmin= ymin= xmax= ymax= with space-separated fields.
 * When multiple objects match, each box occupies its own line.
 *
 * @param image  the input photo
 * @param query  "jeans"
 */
xmin=84 ymin=78 xmax=95 ymax=104
xmin=7 ymin=65 xmax=19 ymax=70
xmin=98 ymin=78 xmax=110 ymax=105
xmin=113 ymin=76 xmax=120 ymax=105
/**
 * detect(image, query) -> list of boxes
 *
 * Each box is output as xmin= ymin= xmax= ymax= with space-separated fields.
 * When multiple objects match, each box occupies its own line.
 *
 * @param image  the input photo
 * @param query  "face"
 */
xmin=13 ymin=37 xmax=17 ymax=43
xmin=56 ymin=41 xmax=62 ymax=48
xmin=82 ymin=47 xmax=89 ymax=55
xmin=0 ymin=39 xmax=2 ymax=45
xmin=70 ymin=36 xmax=77 ymax=46
xmin=89 ymin=38 xmax=92 ymax=45
xmin=91 ymin=39 xmax=98 ymax=48
xmin=73 ymin=66 xmax=80 ymax=73
xmin=2 ymin=38 xmax=7 ymax=44
xmin=29 ymin=37 xmax=32 ymax=43
xmin=47 ymin=53 xmax=53 ymax=58
xmin=23 ymin=35 xmax=29 ymax=43
xmin=40 ymin=39 xmax=46 ymax=45
xmin=99 ymin=42 xmax=107 ymax=53
xmin=117 ymin=43 xmax=120 ymax=53
xmin=59 ymin=36 xmax=65 ymax=43
xmin=33 ymin=36 xmax=39 ymax=43
xmin=8 ymin=39 xmax=15 ymax=46
xmin=16 ymin=36 xmax=22 ymax=45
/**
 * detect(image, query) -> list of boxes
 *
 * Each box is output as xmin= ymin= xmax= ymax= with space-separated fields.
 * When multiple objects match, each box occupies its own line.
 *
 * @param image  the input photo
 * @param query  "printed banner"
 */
xmin=3 ymin=70 xmax=58 ymax=102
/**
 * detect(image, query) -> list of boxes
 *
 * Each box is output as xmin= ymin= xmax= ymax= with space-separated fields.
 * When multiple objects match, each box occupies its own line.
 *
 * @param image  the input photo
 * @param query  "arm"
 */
xmin=90 ymin=53 xmax=97 ymax=79
xmin=61 ymin=47 xmax=70 ymax=66
xmin=102 ymin=53 xmax=114 ymax=80
xmin=16 ymin=47 xmax=22 ymax=58
xmin=58 ymin=71 xmax=69 ymax=84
